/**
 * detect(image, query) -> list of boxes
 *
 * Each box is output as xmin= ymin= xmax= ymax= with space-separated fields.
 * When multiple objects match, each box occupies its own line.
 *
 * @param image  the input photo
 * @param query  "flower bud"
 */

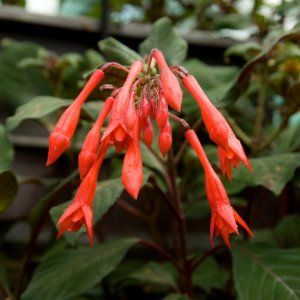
xmin=143 ymin=118 xmax=154 ymax=147
xmin=158 ymin=121 xmax=172 ymax=157
xmin=156 ymin=97 xmax=169 ymax=129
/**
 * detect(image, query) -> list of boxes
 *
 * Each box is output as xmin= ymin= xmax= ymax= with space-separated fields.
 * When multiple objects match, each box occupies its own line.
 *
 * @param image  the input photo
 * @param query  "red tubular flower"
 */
xmin=182 ymin=75 xmax=253 ymax=179
xmin=156 ymin=96 xmax=169 ymax=129
xmin=47 ymin=69 xmax=105 ymax=166
xmin=124 ymin=91 xmax=138 ymax=131
xmin=121 ymin=121 xmax=143 ymax=199
xmin=78 ymin=96 xmax=114 ymax=179
xmin=158 ymin=120 xmax=172 ymax=157
xmin=185 ymin=129 xmax=254 ymax=247
xmin=57 ymin=139 xmax=109 ymax=245
xmin=152 ymin=49 xmax=182 ymax=112
xmin=142 ymin=118 xmax=154 ymax=148
xmin=101 ymin=60 xmax=143 ymax=150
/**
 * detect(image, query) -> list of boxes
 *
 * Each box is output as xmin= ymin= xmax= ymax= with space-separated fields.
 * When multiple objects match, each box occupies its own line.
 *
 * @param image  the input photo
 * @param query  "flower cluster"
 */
xmin=47 ymin=49 xmax=253 ymax=246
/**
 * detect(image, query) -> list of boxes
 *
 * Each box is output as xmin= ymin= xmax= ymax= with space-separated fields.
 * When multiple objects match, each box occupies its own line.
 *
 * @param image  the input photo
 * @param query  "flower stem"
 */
xmin=167 ymin=149 xmax=194 ymax=298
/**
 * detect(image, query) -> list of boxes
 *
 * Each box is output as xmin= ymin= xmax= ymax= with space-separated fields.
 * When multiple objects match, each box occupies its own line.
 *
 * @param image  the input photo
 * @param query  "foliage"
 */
xmin=0 ymin=16 xmax=299 ymax=300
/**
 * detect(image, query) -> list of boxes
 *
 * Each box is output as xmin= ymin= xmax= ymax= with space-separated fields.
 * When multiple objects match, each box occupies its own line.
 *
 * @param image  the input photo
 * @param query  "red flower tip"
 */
xmin=156 ymin=97 xmax=169 ymax=129
xmin=57 ymin=139 xmax=109 ymax=245
xmin=152 ymin=49 xmax=182 ymax=112
xmin=182 ymin=75 xmax=252 ymax=178
xmin=121 ymin=123 xmax=143 ymax=199
xmin=46 ymin=132 xmax=70 ymax=166
xmin=185 ymin=129 xmax=253 ymax=247
xmin=124 ymin=93 xmax=138 ymax=131
xmin=57 ymin=203 xmax=94 ymax=246
xmin=206 ymin=167 xmax=253 ymax=247
xmin=158 ymin=121 xmax=172 ymax=157
xmin=47 ymin=69 xmax=105 ymax=166
xmin=142 ymin=118 xmax=154 ymax=148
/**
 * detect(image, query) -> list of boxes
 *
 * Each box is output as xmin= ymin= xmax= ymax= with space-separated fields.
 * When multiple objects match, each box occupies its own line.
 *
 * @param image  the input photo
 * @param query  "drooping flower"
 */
xmin=185 ymin=129 xmax=253 ymax=247
xmin=182 ymin=74 xmax=252 ymax=179
xmin=100 ymin=60 xmax=144 ymax=199
xmin=57 ymin=139 xmax=109 ymax=245
xmin=152 ymin=49 xmax=182 ymax=112
xmin=101 ymin=60 xmax=143 ymax=151
xmin=78 ymin=96 xmax=114 ymax=179
xmin=121 ymin=121 xmax=143 ymax=199
xmin=158 ymin=120 xmax=172 ymax=157
xmin=47 ymin=69 xmax=105 ymax=166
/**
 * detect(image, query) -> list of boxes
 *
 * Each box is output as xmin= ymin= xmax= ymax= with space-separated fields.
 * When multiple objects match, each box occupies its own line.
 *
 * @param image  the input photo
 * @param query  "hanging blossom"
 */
xmin=47 ymin=49 xmax=253 ymax=246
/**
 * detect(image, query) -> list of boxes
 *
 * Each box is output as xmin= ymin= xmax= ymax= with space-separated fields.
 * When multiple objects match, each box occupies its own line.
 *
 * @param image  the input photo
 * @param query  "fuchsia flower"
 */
xmin=48 ymin=49 xmax=253 ymax=246
xmin=78 ymin=96 xmax=114 ymax=179
xmin=185 ymin=129 xmax=254 ymax=247
xmin=182 ymin=74 xmax=253 ymax=180
xmin=57 ymin=139 xmax=109 ymax=245
xmin=152 ymin=49 xmax=182 ymax=112
xmin=47 ymin=70 xmax=105 ymax=166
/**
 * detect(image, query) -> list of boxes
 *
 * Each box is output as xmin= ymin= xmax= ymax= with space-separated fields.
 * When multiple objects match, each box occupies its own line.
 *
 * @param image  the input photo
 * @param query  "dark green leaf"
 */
xmin=162 ymin=294 xmax=189 ymax=300
xmin=193 ymin=257 xmax=229 ymax=292
xmin=275 ymin=113 xmax=300 ymax=153
xmin=129 ymin=262 xmax=178 ymax=290
xmin=6 ymin=96 xmax=72 ymax=131
xmin=232 ymin=243 xmax=300 ymax=300
xmin=224 ymin=153 xmax=300 ymax=196
xmin=0 ymin=39 xmax=52 ymax=108
xmin=0 ymin=124 xmax=14 ymax=169
xmin=21 ymin=238 xmax=138 ymax=300
xmin=0 ymin=170 xmax=18 ymax=213
xmin=225 ymin=42 xmax=261 ymax=61
xmin=275 ymin=215 xmax=300 ymax=248
xmin=98 ymin=37 xmax=141 ymax=65
xmin=222 ymin=28 xmax=300 ymax=106
xmin=0 ymin=259 xmax=12 ymax=297
xmin=139 ymin=17 xmax=188 ymax=65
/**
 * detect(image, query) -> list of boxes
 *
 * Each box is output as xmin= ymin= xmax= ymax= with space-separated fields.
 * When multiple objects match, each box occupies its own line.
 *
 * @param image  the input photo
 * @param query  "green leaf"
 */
xmin=162 ymin=294 xmax=189 ymax=300
xmin=0 ymin=39 xmax=53 ymax=108
xmin=139 ymin=17 xmax=188 ymax=65
xmin=232 ymin=243 xmax=300 ymax=300
xmin=222 ymin=28 xmax=300 ymax=106
xmin=0 ymin=259 xmax=12 ymax=297
xmin=50 ymin=178 xmax=124 ymax=244
xmin=6 ymin=96 xmax=72 ymax=131
xmin=225 ymin=42 xmax=261 ymax=61
xmin=0 ymin=124 xmax=14 ymax=169
xmin=275 ymin=113 xmax=300 ymax=153
xmin=224 ymin=153 xmax=300 ymax=196
xmin=0 ymin=170 xmax=18 ymax=213
xmin=21 ymin=238 xmax=138 ymax=300
xmin=275 ymin=215 xmax=300 ymax=248
xmin=193 ymin=257 xmax=229 ymax=292
xmin=129 ymin=262 xmax=178 ymax=290
xmin=98 ymin=37 xmax=141 ymax=65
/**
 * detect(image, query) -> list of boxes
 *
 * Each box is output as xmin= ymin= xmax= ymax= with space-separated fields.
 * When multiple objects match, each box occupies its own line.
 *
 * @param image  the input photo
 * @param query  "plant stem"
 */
xmin=253 ymin=76 xmax=266 ymax=154
xmin=191 ymin=245 xmax=226 ymax=270
xmin=14 ymin=170 xmax=79 ymax=300
xmin=167 ymin=149 xmax=194 ymax=298
xmin=139 ymin=240 xmax=182 ymax=272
